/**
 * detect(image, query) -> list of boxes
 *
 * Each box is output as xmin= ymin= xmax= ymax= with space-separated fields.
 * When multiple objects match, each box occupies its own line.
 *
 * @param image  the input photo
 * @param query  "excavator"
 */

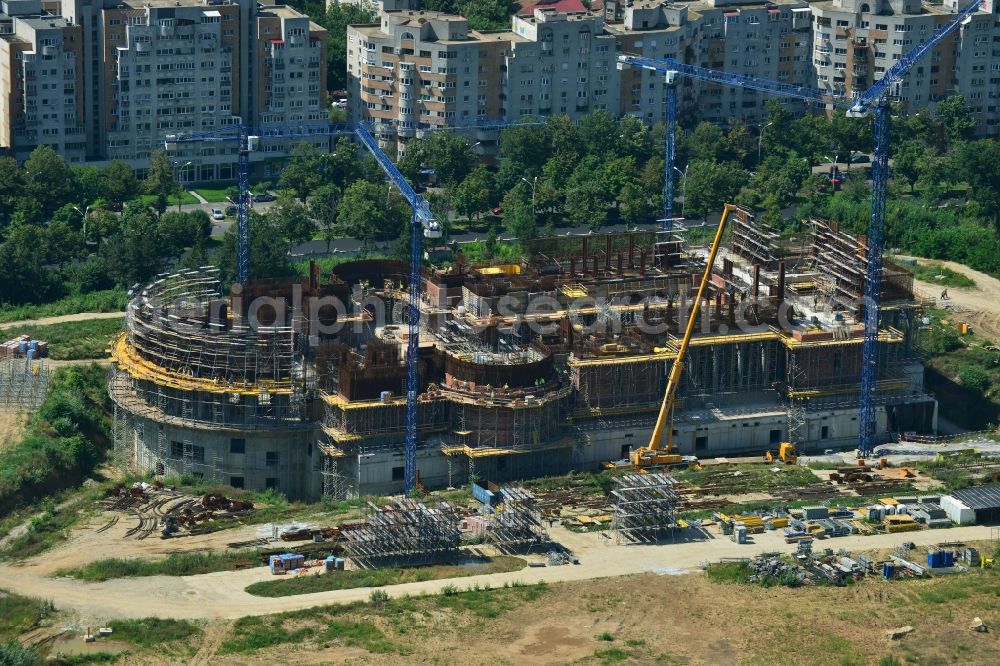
xmin=627 ymin=204 xmax=738 ymax=471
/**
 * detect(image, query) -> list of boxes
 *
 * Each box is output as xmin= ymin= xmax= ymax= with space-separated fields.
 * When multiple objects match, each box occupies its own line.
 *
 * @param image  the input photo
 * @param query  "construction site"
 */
xmin=105 ymin=206 xmax=935 ymax=500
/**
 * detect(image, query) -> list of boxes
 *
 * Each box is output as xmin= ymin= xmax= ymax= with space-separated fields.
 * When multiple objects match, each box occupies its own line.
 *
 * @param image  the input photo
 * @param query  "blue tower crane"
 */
xmin=618 ymin=0 xmax=982 ymax=457
xmin=166 ymin=121 xmax=441 ymax=494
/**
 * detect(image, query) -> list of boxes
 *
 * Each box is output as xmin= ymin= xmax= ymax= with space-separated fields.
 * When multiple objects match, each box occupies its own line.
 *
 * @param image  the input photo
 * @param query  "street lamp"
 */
xmin=521 ymin=176 xmax=538 ymax=217
xmin=172 ymin=160 xmax=193 ymax=211
xmin=672 ymin=165 xmax=688 ymax=218
xmin=757 ymin=121 xmax=774 ymax=166
xmin=72 ymin=205 xmax=91 ymax=240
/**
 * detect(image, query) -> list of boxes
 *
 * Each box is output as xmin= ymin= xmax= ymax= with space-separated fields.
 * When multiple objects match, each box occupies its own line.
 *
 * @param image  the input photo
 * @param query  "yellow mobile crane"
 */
xmin=629 ymin=204 xmax=737 ymax=470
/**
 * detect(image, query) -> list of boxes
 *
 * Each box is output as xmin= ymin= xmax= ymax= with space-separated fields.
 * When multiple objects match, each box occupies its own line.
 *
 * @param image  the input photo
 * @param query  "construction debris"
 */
xmin=98 ymin=484 xmax=256 ymax=540
xmin=886 ymin=626 xmax=914 ymax=640
xmin=972 ymin=617 xmax=988 ymax=633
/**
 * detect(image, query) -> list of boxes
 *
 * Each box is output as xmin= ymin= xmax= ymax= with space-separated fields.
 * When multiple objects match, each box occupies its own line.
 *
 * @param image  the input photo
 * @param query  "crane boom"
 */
xmin=629 ymin=204 xmax=736 ymax=468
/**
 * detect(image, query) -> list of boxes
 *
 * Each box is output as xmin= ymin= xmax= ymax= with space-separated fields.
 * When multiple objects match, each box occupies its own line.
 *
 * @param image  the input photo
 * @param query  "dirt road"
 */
xmin=1 ymin=518 xmax=995 ymax=624
xmin=0 ymin=311 xmax=124 ymax=332
xmin=901 ymin=255 xmax=1000 ymax=340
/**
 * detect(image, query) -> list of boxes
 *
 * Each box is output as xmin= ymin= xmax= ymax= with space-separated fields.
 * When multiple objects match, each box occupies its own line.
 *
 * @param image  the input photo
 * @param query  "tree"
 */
xmin=424 ymin=133 xmax=476 ymax=187
xmin=685 ymin=122 xmax=726 ymax=163
xmin=452 ymin=166 xmax=492 ymax=221
xmin=99 ymin=160 xmax=139 ymax=209
xmin=277 ymin=142 xmax=328 ymax=200
xmin=157 ymin=211 xmax=210 ymax=257
xmin=339 ymin=180 xmax=406 ymax=249
xmin=501 ymin=187 xmax=537 ymax=241
xmin=0 ymin=223 xmax=57 ymax=304
xmin=321 ymin=2 xmax=378 ymax=91
xmin=144 ymin=149 xmax=177 ymax=215
xmin=100 ymin=202 xmax=162 ymax=285
xmin=935 ymin=95 xmax=976 ymax=143
xmin=24 ymin=145 xmax=74 ymax=217
xmin=953 ymin=140 xmax=1000 ymax=227
xmin=619 ymin=179 xmax=657 ymax=226
xmin=684 ymin=160 xmax=749 ymax=219
xmin=893 ymin=140 xmax=927 ymax=194
xmin=565 ymin=179 xmax=614 ymax=231
xmin=309 ymin=183 xmax=342 ymax=253
xmin=0 ymin=156 xmax=22 ymax=225
xmin=269 ymin=195 xmax=316 ymax=248
xmin=219 ymin=212 xmax=292 ymax=282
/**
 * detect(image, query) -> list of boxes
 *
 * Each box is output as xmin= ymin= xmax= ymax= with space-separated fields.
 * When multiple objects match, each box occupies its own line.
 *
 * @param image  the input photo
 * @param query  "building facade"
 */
xmin=348 ymin=0 xmax=1000 ymax=156
xmin=0 ymin=0 xmax=326 ymax=179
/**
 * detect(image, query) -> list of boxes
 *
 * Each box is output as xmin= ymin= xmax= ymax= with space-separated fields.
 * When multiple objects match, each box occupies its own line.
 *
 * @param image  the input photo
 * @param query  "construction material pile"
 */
xmin=611 ymin=473 xmax=678 ymax=544
xmin=487 ymin=486 xmax=551 ymax=553
xmin=342 ymin=499 xmax=462 ymax=568
xmin=99 ymin=483 xmax=256 ymax=539
xmin=0 ymin=335 xmax=48 ymax=359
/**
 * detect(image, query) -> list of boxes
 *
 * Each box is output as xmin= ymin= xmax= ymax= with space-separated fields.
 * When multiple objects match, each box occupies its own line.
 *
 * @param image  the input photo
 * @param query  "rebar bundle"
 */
xmin=611 ymin=473 xmax=678 ymax=544
xmin=342 ymin=499 xmax=462 ymax=568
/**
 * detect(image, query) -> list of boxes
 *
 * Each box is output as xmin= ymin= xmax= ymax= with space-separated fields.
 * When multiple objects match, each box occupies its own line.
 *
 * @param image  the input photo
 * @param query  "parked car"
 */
xmin=251 ymin=192 xmax=276 ymax=203
xmin=850 ymin=154 xmax=871 ymax=164
xmin=212 ymin=208 xmax=225 ymax=221
xmin=225 ymin=205 xmax=237 ymax=217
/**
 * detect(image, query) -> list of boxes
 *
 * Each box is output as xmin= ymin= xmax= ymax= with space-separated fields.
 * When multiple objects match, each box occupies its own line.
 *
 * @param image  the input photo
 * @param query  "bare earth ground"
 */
xmin=901 ymin=255 xmax=1000 ymax=340
xmin=0 ymin=311 xmax=124 ymax=332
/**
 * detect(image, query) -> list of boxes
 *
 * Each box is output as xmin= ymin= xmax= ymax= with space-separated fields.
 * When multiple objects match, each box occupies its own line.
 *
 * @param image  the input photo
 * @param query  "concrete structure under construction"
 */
xmin=109 ymin=208 xmax=935 ymax=499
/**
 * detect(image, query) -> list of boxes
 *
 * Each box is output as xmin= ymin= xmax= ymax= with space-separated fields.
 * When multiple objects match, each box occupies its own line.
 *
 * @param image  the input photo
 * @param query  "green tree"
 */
xmin=219 ymin=212 xmax=293 ymax=282
xmin=99 ymin=160 xmax=139 ymax=209
xmin=935 ymin=95 xmax=976 ymax=143
xmin=309 ymin=183 xmax=342 ymax=253
xmin=100 ymin=202 xmax=162 ymax=285
xmin=0 ymin=156 xmax=22 ymax=225
xmin=893 ymin=140 xmax=927 ymax=193
xmin=320 ymin=2 xmax=378 ymax=91
xmin=425 ymin=133 xmax=477 ymax=187
xmin=0 ymin=223 xmax=57 ymax=304
xmin=685 ymin=122 xmax=726 ymax=163
xmin=339 ymin=180 xmax=406 ymax=249
xmin=24 ymin=145 xmax=74 ymax=217
xmin=269 ymin=195 xmax=316 ymax=247
xmin=277 ymin=142 xmax=328 ymax=200
xmin=502 ymin=186 xmax=537 ymax=240
xmin=953 ymin=140 xmax=1000 ymax=227
xmin=452 ymin=166 xmax=492 ymax=221
xmin=144 ymin=149 xmax=178 ymax=215
xmin=685 ymin=160 xmax=749 ymax=219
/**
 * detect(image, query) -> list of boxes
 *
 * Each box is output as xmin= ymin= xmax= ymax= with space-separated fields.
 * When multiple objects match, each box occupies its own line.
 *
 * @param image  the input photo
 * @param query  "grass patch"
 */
xmin=916 ymin=450 xmax=995 ymax=491
xmin=323 ymin=621 xmax=396 ymax=654
xmin=705 ymin=560 xmax=754 ymax=584
xmin=136 ymin=192 xmax=199 ymax=207
xmin=8 ymin=318 xmax=123 ymax=360
xmin=56 ymin=549 xmax=260 ymax=581
xmin=594 ymin=647 xmax=630 ymax=662
xmin=50 ymin=653 xmax=121 ymax=664
xmin=0 ymin=589 xmax=55 ymax=642
xmin=906 ymin=262 xmax=975 ymax=288
xmin=245 ymin=556 xmax=525 ymax=597
xmin=107 ymin=618 xmax=201 ymax=648
xmin=673 ymin=464 xmax=821 ymax=492
xmin=0 ymin=290 xmax=126 ymax=325
xmin=192 ymin=187 xmax=232 ymax=203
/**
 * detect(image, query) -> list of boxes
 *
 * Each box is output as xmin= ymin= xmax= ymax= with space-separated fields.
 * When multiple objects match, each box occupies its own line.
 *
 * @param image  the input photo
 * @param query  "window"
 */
xmin=230 ymin=438 xmax=245 ymax=454
xmin=169 ymin=441 xmax=183 ymax=459
xmin=392 ymin=466 xmax=405 ymax=481
xmin=266 ymin=451 xmax=279 ymax=467
xmin=821 ymin=426 xmax=830 ymax=440
xmin=230 ymin=476 xmax=244 ymax=489
xmin=769 ymin=429 xmax=782 ymax=446
xmin=695 ymin=436 xmax=708 ymax=451
xmin=265 ymin=478 xmax=279 ymax=489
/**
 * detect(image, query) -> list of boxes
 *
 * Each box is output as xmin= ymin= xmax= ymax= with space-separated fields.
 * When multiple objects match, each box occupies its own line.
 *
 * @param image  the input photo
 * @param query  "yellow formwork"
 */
xmin=110 ymin=334 xmax=293 ymax=396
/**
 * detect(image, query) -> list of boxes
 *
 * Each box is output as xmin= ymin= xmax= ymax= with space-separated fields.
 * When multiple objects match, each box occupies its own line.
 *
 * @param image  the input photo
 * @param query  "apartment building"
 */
xmin=349 ymin=0 xmax=1000 ymax=155
xmin=0 ymin=0 xmax=326 ymax=180
xmin=0 ymin=0 xmax=85 ymax=161
xmin=812 ymin=0 xmax=999 ymax=134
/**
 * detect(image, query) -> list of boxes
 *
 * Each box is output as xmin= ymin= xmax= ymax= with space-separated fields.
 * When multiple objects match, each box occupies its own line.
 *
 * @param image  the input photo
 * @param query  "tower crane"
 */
xmin=166 ymin=121 xmax=441 ymax=494
xmin=619 ymin=0 xmax=982 ymax=459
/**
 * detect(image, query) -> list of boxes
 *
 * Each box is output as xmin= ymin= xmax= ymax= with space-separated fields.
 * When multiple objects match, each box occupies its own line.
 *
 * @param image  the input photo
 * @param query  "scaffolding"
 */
xmin=341 ymin=499 xmax=462 ymax=568
xmin=0 ymin=357 xmax=50 ymax=412
xmin=610 ymin=473 xmax=679 ymax=544
xmin=486 ymin=486 xmax=551 ymax=553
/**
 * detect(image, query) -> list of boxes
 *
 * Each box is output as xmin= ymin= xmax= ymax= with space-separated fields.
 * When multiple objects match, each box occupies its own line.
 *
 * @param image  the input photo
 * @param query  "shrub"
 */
xmin=959 ymin=365 xmax=990 ymax=395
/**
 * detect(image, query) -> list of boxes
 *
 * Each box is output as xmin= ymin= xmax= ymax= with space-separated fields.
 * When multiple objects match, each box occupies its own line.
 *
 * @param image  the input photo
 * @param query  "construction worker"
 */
xmin=941 ymin=288 xmax=949 ymax=300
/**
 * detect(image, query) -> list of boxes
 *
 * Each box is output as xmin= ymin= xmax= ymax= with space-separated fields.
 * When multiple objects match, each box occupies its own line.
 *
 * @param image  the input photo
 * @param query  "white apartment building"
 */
xmin=348 ymin=0 xmax=1000 ymax=154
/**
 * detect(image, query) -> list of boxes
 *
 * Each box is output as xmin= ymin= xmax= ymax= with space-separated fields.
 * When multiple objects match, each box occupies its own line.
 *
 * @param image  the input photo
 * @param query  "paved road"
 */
xmin=1 ymin=521 xmax=994 ymax=622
